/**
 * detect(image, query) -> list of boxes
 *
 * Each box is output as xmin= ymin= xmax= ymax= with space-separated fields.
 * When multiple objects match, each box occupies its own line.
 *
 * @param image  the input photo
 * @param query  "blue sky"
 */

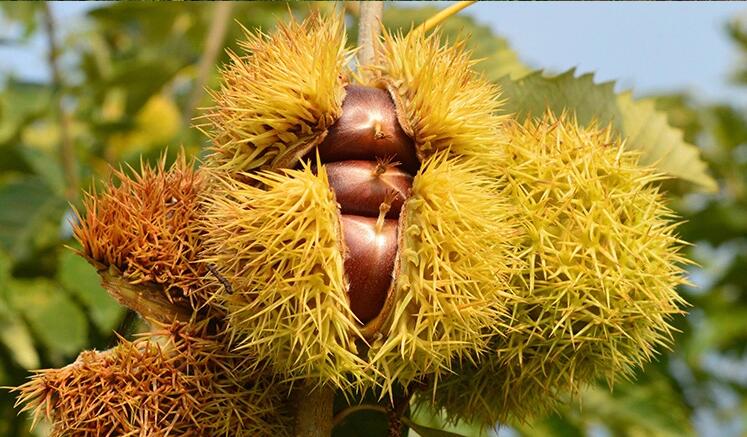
xmin=461 ymin=1 xmax=747 ymax=104
xmin=1 ymin=2 xmax=746 ymax=105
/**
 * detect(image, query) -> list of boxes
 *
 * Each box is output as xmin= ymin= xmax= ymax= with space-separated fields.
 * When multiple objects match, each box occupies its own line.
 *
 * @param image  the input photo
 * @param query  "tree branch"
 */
xmin=99 ymin=266 xmax=193 ymax=325
xmin=294 ymin=383 xmax=336 ymax=437
xmin=42 ymin=3 xmax=79 ymax=203
xmin=357 ymin=1 xmax=383 ymax=67
xmin=185 ymin=2 xmax=235 ymax=125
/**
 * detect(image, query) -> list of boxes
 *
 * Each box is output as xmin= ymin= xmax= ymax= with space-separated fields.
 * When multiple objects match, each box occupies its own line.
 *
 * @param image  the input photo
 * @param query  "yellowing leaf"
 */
xmin=107 ymin=94 xmax=181 ymax=161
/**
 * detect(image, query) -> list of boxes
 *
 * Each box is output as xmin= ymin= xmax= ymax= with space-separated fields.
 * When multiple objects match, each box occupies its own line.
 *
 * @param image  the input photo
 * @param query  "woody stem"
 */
xmin=357 ymin=1 xmax=383 ymax=67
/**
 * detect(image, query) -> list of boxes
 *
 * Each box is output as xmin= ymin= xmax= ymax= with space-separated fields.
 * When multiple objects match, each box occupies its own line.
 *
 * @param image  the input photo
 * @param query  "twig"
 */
xmin=206 ymin=263 xmax=233 ymax=294
xmin=414 ymin=1 xmax=476 ymax=34
xmin=185 ymin=2 xmax=234 ymax=125
xmin=387 ymin=389 xmax=414 ymax=437
xmin=294 ymin=383 xmax=336 ymax=437
xmin=42 ymin=3 xmax=79 ymax=203
xmin=357 ymin=1 xmax=383 ymax=67
xmin=99 ymin=266 xmax=192 ymax=325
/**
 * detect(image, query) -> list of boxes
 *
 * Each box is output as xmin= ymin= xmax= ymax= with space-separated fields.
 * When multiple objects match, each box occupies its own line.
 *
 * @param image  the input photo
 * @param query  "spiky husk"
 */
xmin=201 ymin=13 xmax=351 ymax=172
xmin=369 ymin=151 xmax=519 ymax=393
xmin=200 ymin=165 xmax=370 ymax=390
xmin=14 ymin=321 xmax=291 ymax=436
xmin=75 ymin=153 xmax=210 ymax=309
xmin=421 ymin=114 xmax=688 ymax=426
xmin=367 ymin=28 xmax=505 ymax=165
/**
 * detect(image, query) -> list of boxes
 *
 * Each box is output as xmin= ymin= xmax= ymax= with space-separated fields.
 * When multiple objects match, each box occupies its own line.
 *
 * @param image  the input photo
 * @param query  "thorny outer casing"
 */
xmin=13 ymin=12 xmax=689 ymax=434
xmin=197 ymin=12 xmax=684 ymax=417
xmin=197 ymin=13 xmax=517 ymax=396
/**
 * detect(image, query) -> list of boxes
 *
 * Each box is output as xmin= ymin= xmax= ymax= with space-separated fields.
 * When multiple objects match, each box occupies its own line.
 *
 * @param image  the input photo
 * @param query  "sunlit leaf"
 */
xmin=0 ymin=80 xmax=51 ymax=145
xmin=0 ymin=304 xmax=39 ymax=370
xmin=106 ymin=94 xmax=181 ymax=162
xmin=497 ymin=69 xmax=717 ymax=192
xmin=0 ymin=3 xmax=43 ymax=38
xmin=0 ymin=250 xmax=39 ymax=370
xmin=0 ymin=81 xmax=52 ymax=175
xmin=18 ymin=146 xmax=65 ymax=195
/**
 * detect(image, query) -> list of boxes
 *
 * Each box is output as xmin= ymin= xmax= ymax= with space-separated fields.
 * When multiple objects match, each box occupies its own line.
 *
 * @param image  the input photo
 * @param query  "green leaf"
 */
xmin=19 ymin=146 xmax=66 ymax=195
xmin=0 ymin=3 xmax=42 ymax=38
xmin=0 ymin=305 xmax=40 ymax=370
xmin=0 ymin=250 xmax=39 ymax=369
xmin=577 ymin=376 xmax=693 ymax=437
xmin=0 ymin=82 xmax=52 ymax=175
xmin=403 ymin=417 xmax=467 ymax=437
xmin=407 ymin=404 xmax=487 ymax=437
xmin=518 ymin=370 xmax=693 ymax=437
xmin=0 ymin=176 xmax=67 ymax=263
xmin=497 ymin=69 xmax=620 ymax=123
xmin=497 ymin=69 xmax=717 ymax=192
xmin=58 ymin=250 xmax=124 ymax=334
xmin=0 ymin=248 xmax=9 ymax=286
xmin=7 ymin=278 xmax=88 ymax=360
xmin=617 ymin=92 xmax=716 ymax=192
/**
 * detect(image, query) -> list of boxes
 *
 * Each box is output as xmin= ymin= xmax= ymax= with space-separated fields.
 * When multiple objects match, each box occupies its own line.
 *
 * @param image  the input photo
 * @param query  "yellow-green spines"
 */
xmin=15 ymin=321 xmax=291 ymax=436
xmin=370 ymin=151 xmax=519 ymax=392
xmin=200 ymin=165 xmax=370 ymax=390
xmin=201 ymin=13 xmax=352 ymax=172
xmin=423 ymin=114 xmax=688 ymax=426
xmin=369 ymin=28 xmax=505 ymax=164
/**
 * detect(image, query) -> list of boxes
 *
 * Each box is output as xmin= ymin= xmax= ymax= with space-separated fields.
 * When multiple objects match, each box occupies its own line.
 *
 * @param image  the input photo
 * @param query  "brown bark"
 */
xmin=294 ymin=383 xmax=336 ymax=437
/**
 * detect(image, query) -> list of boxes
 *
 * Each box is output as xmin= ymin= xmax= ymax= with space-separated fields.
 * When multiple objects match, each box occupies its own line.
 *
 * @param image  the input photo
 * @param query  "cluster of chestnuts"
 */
xmin=14 ymin=12 xmax=687 ymax=437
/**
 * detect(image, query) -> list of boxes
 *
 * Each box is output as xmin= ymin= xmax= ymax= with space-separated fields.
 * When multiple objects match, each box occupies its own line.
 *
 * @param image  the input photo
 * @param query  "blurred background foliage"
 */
xmin=0 ymin=2 xmax=745 ymax=436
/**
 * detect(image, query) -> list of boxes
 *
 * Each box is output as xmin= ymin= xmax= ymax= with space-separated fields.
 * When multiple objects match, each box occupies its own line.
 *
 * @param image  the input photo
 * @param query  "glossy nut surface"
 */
xmin=340 ymin=215 xmax=398 ymax=324
xmin=325 ymin=160 xmax=412 ymax=218
xmin=317 ymin=85 xmax=419 ymax=173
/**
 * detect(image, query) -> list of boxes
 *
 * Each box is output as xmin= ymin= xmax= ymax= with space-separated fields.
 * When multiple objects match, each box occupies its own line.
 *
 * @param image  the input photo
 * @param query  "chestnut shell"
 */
xmin=325 ymin=160 xmax=412 ymax=218
xmin=317 ymin=85 xmax=418 ymax=173
xmin=340 ymin=215 xmax=399 ymax=324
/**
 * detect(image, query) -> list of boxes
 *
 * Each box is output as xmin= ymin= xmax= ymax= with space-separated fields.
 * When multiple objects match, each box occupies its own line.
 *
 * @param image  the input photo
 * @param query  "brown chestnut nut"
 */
xmin=340 ymin=215 xmax=398 ymax=324
xmin=325 ymin=160 xmax=412 ymax=218
xmin=317 ymin=85 xmax=418 ymax=173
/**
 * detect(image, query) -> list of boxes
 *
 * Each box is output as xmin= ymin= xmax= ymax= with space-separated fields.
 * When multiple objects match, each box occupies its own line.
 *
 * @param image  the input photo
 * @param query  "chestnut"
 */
xmin=325 ymin=160 xmax=412 ymax=218
xmin=340 ymin=215 xmax=398 ymax=324
xmin=317 ymin=85 xmax=419 ymax=173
